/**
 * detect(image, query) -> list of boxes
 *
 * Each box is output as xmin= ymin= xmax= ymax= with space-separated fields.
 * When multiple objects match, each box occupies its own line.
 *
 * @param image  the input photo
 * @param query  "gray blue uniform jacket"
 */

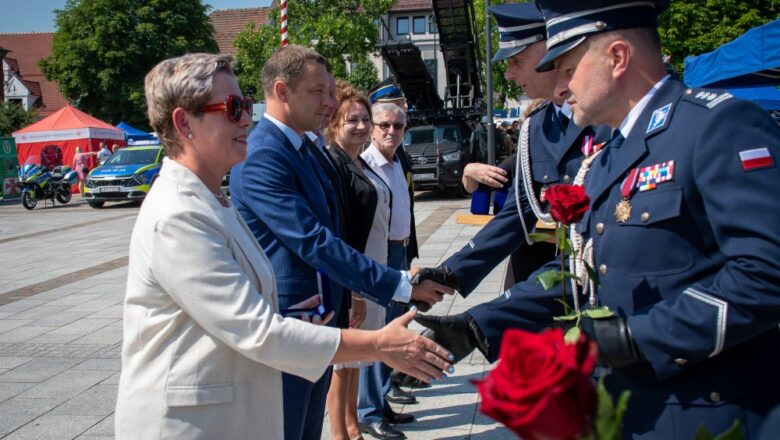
xmin=444 ymin=103 xmax=609 ymax=295
xmin=468 ymin=78 xmax=780 ymax=438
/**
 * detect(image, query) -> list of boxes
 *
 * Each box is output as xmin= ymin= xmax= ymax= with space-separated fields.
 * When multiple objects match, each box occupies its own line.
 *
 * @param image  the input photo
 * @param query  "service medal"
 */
xmin=615 ymin=168 xmax=641 ymax=223
xmin=614 ymin=199 xmax=632 ymax=222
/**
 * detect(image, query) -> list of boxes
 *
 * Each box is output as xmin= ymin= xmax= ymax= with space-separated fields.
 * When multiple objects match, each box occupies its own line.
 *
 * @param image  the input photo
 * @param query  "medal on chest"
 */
xmin=614 ymin=168 xmax=640 ymax=223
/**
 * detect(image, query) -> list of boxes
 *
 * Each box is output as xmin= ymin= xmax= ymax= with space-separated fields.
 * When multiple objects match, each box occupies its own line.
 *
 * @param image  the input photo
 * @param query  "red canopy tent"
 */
xmin=12 ymin=105 xmax=126 ymax=173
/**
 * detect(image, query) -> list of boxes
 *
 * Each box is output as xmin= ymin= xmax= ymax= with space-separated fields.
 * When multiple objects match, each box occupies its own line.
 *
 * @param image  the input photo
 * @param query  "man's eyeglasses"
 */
xmin=198 ymin=95 xmax=253 ymax=123
xmin=375 ymin=122 xmax=405 ymax=131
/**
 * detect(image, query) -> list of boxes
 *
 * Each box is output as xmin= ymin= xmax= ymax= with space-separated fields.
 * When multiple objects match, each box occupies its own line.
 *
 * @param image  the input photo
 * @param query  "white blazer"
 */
xmin=115 ymin=158 xmax=340 ymax=439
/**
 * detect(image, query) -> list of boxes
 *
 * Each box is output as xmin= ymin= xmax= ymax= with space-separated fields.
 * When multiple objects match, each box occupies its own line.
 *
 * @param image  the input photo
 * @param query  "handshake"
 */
xmin=408 ymin=266 xmax=462 ymax=312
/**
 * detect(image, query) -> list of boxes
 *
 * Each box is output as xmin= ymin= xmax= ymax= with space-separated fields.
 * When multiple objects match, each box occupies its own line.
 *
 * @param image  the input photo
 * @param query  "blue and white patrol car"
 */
xmin=83 ymin=145 xmax=165 ymax=208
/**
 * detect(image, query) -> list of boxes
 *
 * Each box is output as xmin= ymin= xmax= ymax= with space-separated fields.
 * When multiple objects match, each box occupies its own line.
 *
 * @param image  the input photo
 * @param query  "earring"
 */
xmin=187 ymin=133 xmax=194 ymax=139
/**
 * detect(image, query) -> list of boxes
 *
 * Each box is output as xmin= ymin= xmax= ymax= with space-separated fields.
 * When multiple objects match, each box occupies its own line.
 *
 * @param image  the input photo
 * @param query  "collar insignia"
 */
xmin=646 ymin=103 xmax=672 ymax=134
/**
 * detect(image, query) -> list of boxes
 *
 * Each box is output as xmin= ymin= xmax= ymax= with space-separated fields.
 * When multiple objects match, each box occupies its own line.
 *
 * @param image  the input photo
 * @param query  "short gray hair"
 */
xmin=145 ymin=53 xmax=235 ymax=157
xmin=371 ymin=102 xmax=405 ymax=122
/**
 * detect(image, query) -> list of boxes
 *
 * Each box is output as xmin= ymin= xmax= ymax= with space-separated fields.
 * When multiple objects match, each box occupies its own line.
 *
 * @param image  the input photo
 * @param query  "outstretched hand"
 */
xmin=409 ymin=267 xmax=455 ymax=309
xmin=376 ymin=308 xmax=454 ymax=384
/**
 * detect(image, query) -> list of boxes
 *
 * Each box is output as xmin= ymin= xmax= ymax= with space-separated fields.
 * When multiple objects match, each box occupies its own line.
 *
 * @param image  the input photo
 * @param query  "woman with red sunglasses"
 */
xmin=114 ymin=52 xmax=452 ymax=440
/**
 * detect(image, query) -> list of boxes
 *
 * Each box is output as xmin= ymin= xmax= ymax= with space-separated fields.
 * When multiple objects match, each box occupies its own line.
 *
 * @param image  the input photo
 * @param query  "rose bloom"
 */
xmin=546 ymin=184 xmax=590 ymax=225
xmin=474 ymin=329 xmax=598 ymax=440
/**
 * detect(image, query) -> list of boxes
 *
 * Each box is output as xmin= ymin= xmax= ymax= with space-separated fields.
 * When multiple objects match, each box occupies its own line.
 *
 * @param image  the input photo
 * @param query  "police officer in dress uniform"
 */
xmin=412 ymin=2 xmax=608 ymax=360
xmin=418 ymin=1 xmax=780 ymax=437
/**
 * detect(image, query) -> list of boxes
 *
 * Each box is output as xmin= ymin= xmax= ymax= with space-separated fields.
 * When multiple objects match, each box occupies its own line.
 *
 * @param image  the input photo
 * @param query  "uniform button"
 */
xmin=543 ymin=174 xmax=549 ymax=181
xmin=563 ymin=175 xmax=571 ymax=183
xmin=640 ymin=212 xmax=650 ymax=222
xmin=685 ymin=88 xmax=693 ymax=95
xmin=596 ymin=223 xmax=605 ymax=234
xmin=599 ymin=264 xmax=607 ymax=276
xmin=674 ymin=357 xmax=688 ymax=366
xmin=709 ymin=392 xmax=721 ymax=402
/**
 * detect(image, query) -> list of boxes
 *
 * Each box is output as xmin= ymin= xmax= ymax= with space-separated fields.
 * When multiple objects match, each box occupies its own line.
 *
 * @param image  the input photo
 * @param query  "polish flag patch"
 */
xmin=739 ymin=148 xmax=774 ymax=171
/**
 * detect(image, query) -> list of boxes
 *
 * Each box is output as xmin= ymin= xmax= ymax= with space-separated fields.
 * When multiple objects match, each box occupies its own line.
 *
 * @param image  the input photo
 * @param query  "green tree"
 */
xmin=473 ymin=0 xmax=522 ymax=109
xmin=347 ymin=55 xmax=379 ymax=92
xmin=40 ymin=0 xmax=218 ymax=129
xmin=658 ymin=0 xmax=780 ymax=74
xmin=0 ymin=102 xmax=37 ymax=136
xmin=234 ymin=0 xmax=395 ymax=100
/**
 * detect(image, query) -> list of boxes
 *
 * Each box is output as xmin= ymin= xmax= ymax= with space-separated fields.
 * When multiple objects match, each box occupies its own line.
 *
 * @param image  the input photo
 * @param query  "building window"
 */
xmin=429 ymin=16 xmax=438 ymax=33
xmin=424 ymin=58 xmax=437 ymax=88
xmin=413 ymin=16 xmax=426 ymax=34
xmin=396 ymin=17 xmax=409 ymax=35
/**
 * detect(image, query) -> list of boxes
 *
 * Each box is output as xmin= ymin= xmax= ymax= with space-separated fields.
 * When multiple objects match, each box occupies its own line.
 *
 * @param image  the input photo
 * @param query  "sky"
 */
xmin=0 ymin=0 xmax=274 ymax=33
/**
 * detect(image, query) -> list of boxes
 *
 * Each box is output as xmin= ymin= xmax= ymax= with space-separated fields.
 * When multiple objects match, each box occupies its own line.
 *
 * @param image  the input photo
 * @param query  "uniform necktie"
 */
xmin=558 ymin=110 xmax=570 ymax=131
xmin=601 ymin=130 xmax=625 ymax=171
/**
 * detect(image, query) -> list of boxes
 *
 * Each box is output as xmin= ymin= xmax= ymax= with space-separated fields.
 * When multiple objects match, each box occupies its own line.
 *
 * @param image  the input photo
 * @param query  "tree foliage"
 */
xmin=234 ymin=0 xmax=394 ymax=99
xmin=40 ymin=0 xmax=218 ymax=129
xmin=658 ymin=0 xmax=780 ymax=74
xmin=0 ymin=102 xmax=37 ymax=136
xmin=473 ymin=0 xmax=522 ymax=109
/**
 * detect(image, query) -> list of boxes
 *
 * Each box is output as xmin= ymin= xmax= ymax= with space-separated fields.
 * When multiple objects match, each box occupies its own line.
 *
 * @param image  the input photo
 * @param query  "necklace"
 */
xmin=213 ymin=190 xmax=228 ymax=206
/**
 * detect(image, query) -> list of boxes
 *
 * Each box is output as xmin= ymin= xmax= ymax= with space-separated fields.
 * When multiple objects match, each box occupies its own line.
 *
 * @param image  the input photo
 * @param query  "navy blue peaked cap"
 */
xmin=368 ymin=77 xmax=404 ymax=104
xmin=535 ymin=0 xmax=670 ymax=71
xmin=489 ymin=3 xmax=546 ymax=63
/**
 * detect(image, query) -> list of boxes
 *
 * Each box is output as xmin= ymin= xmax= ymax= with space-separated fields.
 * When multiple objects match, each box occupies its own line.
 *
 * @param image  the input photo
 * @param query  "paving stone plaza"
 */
xmin=0 ymin=194 xmax=514 ymax=439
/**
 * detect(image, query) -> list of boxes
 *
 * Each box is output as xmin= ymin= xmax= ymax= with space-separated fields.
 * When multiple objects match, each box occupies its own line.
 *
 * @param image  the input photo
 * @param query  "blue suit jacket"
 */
xmin=468 ymin=78 xmax=780 ymax=437
xmin=230 ymin=118 xmax=401 ymax=317
xmin=444 ymin=103 xmax=609 ymax=295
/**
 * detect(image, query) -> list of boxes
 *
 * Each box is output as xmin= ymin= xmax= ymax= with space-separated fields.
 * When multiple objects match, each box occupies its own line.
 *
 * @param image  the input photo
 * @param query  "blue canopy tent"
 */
xmin=116 ymin=121 xmax=158 ymax=145
xmin=684 ymin=18 xmax=780 ymax=110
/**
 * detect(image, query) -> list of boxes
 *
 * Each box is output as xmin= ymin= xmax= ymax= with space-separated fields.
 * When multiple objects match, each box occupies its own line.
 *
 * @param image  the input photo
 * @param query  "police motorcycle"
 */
xmin=18 ymin=156 xmax=78 ymax=210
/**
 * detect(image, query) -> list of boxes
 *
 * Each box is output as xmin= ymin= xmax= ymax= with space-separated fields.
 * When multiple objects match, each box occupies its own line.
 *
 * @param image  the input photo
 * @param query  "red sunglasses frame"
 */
xmin=198 ymin=95 xmax=253 ymax=123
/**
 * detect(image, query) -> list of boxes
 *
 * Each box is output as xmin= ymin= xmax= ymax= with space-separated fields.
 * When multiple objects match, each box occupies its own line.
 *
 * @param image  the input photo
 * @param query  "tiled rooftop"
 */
xmin=0 ymin=32 xmax=69 ymax=117
xmin=209 ymin=7 xmax=274 ymax=54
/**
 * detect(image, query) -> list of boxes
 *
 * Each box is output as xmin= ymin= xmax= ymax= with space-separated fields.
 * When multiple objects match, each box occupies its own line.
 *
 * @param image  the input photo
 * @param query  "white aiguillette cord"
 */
xmin=569 ymin=146 xmax=605 ymax=311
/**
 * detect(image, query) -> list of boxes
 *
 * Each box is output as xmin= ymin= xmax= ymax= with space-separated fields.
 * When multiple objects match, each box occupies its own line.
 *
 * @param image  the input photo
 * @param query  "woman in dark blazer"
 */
xmin=326 ymin=84 xmax=393 ymax=440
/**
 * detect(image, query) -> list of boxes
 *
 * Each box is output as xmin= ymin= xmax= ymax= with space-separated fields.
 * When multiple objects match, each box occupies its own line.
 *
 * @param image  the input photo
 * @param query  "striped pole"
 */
xmin=280 ymin=0 xmax=288 ymax=47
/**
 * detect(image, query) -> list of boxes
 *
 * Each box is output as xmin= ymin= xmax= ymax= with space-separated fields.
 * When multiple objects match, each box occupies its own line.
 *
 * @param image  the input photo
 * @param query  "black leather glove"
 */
xmin=409 ymin=266 xmax=462 ymax=312
xmin=579 ymin=316 xmax=645 ymax=368
xmin=411 ymin=266 xmax=462 ymax=291
xmin=415 ymin=313 xmax=489 ymax=363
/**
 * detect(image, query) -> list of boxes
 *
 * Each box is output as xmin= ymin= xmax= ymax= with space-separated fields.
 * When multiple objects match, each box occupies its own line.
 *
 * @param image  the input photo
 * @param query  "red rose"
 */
xmin=546 ymin=184 xmax=590 ymax=225
xmin=474 ymin=328 xmax=598 ymax=440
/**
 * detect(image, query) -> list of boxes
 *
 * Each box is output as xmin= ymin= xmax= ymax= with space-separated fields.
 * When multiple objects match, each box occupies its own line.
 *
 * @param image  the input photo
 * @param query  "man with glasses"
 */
xmin=357 ymin=99 xmax=417 ymax=440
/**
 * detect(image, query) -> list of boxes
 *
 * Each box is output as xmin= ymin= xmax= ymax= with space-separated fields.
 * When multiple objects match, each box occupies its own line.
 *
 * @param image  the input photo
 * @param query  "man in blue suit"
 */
xmin=412 ymin=3 xmax=608 ymax=361
xmin=230 ymin=45 xmax=454 ymax=440
xmin=419 ymin=1 xmax=780 ymax=437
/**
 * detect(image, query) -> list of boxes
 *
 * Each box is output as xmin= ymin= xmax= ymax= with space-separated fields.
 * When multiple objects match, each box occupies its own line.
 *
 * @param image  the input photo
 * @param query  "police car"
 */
xmin=83 ymin=145 xmax=165 ymax=208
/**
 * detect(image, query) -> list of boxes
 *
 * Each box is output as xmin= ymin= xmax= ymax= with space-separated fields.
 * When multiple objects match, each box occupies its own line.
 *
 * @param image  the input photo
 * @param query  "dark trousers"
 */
xmin=357 ymin=242 xmax=408 ymax=423
xmin=282 ymin=366 xmax=333 ymax=440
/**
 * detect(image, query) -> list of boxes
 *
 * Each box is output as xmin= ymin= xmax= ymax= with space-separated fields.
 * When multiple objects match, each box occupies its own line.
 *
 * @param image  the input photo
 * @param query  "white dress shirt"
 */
xmin=361 ymin=144 xmax=411 ymax=241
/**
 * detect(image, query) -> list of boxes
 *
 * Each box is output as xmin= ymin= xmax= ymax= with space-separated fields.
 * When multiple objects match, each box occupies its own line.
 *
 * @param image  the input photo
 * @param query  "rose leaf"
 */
xmin=536 ymin=269 xmax=562 ymax=290
xmin=582 ymin=307 xmax=614 ymax=319
xmin=528 ymin=232 xmax=554 ymax=243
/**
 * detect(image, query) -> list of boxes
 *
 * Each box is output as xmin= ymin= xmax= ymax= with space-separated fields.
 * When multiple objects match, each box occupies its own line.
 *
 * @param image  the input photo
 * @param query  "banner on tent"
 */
xmin=13 ymin=127 xmax=125 ymax=143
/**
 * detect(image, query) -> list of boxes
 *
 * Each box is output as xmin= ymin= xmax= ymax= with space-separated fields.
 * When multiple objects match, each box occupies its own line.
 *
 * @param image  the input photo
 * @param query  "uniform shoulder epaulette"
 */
xmin=682 ymin=88 xmax=734 ymax=110
xmin=526 ymin=99 xmax=551 ymax=117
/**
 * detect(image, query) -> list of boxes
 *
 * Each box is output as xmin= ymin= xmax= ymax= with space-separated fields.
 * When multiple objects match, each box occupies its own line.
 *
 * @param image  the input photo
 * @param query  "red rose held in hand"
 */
xmin=474 ymin=329 xmax=598 ymax=440
xmin=546 ymin=184 xmax=590 ymax=225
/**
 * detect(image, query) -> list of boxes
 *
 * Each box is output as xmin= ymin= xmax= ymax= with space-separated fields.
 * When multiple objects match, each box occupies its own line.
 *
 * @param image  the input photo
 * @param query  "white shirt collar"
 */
xmin=617 ymin=74 xmax=670 ymax=138
xmin=361 ymin=144 xmax=394 ymax=167
xmin=555 ymin=101 xmax=573 ymax=119
xmin=264 ymin=114 xmax=304 ymax=150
